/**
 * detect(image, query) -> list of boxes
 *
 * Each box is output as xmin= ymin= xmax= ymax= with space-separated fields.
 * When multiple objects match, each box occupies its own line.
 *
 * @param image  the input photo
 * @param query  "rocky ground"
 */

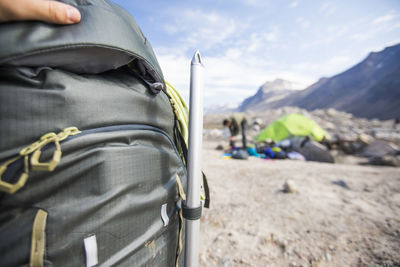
xmin=198 ymin=108 xmax=400 ymax=266
xmin=199 ymin=141 xmax=400 ymax=266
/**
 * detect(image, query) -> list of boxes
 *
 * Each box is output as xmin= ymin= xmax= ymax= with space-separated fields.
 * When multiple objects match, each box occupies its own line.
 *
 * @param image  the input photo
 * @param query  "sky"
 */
xmin=112 ymin=0 xmax=400 ymax=107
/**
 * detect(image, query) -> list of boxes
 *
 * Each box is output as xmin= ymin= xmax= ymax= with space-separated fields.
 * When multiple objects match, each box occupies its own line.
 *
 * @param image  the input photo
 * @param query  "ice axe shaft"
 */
xmin=185 ymin=50 xmax=204 ymax=267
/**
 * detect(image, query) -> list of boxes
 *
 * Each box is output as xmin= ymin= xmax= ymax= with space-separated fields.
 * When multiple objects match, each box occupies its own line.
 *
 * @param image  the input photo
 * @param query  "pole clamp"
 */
xmin=182 ymin=204 xmax=202 ymax=220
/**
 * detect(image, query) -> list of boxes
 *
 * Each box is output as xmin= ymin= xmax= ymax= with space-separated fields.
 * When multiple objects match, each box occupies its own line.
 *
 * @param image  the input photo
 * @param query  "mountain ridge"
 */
xmin=237 ymin=43 xmax=400 ymax=120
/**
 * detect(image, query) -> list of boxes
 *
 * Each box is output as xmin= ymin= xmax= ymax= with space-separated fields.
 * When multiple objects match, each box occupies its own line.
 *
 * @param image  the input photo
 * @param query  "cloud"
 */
xmin=320 ymin=2 xmax=336 ymax=16
xmin=157 ymin=53 xmax=191 ymax=101
xmin=350 ymin=33 xmax=369 ymax=41
xmin=289 ymin=1 xmax=298 ymax=8
xmin=161 ymin=8 xmax=247 ymax=54
xmin=153 ymin=4 xmax=400 ymax=107
xmin=350 ymin=12 xmax=400 ymax=42
xmin=158 ymin=50 xmax=316 ymax=106
xmin=372 ymin=13 xmax=397 ymax=25
xmin=240 ymin=0 xmax=269 ymax=7
xmin=328 ymin=55 xmax=350 ymax=65
xmin=370 ymin=12 xmax=400 ymax=32
xmin=296 ymin=17 xmax=310 ymax=29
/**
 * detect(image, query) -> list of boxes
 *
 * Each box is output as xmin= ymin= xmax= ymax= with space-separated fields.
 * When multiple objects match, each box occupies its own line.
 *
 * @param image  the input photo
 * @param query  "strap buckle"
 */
xmin=0 ymin=156 xmax=29 ymax=194
xmin=30 ymin=132 xmax=61 ymax=171
xmin=0 ymin=127 xmax=81 ymax=194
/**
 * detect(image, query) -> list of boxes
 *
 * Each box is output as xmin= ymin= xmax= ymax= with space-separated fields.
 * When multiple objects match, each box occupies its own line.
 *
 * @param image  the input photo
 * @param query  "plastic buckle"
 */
xmin=0 ymin=156 xmax=29 ymax=194
xmin=30 ymin=132 xmax=61 ymax=172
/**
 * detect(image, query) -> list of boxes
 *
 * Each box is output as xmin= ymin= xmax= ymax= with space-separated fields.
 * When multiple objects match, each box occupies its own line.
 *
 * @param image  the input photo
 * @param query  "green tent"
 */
xmin=257 ymin=113 xmax=329 ymax=142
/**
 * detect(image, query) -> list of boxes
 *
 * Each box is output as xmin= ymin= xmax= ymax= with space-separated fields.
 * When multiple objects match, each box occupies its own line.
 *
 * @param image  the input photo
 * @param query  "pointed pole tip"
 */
xmin=191 ymin=50 xmax=203 ymax=65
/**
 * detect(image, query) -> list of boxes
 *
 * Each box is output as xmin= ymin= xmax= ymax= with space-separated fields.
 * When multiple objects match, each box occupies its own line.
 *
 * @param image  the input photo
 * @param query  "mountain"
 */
xmin=237 ymin=79 xmax=297 ymax=111
xmin=205 ymin=103 xmax=239 ymax=114
xmin=239 ymin=43 xmax=400 ymax=120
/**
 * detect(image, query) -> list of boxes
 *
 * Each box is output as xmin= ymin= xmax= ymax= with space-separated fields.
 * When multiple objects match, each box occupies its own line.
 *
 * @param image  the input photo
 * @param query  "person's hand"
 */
xmin=0 ymin=0 xmax=81 ymax=24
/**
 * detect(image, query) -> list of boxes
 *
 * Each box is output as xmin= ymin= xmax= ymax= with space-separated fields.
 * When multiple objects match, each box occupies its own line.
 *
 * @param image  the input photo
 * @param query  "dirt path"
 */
xmin=199 ymin=141 xmax=400 ymax=266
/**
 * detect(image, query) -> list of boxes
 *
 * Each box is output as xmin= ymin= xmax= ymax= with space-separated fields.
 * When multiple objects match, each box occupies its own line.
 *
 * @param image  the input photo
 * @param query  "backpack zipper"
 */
xmin=0 ymin=124 xmax=186 ymax=194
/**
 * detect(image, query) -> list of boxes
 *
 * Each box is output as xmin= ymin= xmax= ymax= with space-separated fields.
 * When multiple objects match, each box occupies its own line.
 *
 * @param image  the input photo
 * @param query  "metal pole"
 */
xmin=185 ymin=50 xmax=204 ymax=267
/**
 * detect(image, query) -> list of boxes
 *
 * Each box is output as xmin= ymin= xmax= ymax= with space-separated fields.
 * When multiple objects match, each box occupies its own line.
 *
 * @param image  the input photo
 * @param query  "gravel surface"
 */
xmin=199 ymin=140 xmax=400 ymax=266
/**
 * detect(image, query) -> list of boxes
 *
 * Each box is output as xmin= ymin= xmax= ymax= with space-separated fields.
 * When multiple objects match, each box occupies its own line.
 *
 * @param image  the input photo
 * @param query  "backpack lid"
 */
xmin=0 ymin=0 xmax=164 ymax=85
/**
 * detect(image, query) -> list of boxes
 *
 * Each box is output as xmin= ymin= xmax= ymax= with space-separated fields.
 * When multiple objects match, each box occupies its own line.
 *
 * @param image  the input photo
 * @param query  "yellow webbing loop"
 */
xmin=30 ymin=127 xmax=81 ymax=171
xmin=166 ymin=81 xmax=189 ymax=146
xmin=176 ymin=209 xmax=184 ymax=267
xmin=175 ymin=174 xmax=186 ymax=267
xmin=0 ymin=155 xmax=29 ymax=194
xmin=176 ymin=174 xmax=186 ymax=201
xmin=30 ymin=133 xmax=61 ymax=172
xmin=0 ymin=127 xmax=81 ymax=194
xmin=30 ymin=209 xmax=48 ymax=267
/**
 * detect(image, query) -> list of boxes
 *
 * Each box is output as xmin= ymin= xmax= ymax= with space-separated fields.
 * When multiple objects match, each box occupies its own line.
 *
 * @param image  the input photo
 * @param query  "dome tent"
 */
xmin=257 ymin=113 xmax=329 ymax=142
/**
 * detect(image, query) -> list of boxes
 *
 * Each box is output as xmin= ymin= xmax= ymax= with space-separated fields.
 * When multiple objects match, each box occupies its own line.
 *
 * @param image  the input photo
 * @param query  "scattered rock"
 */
xmin=362 ymin=140 xmax=398 ymax=158
xmin=215 ymin=144 xmax=224 ymax=150
xmin=358 ymin=133 xmax=375 ymax=145
xmin=332 ymin=180 xmax=350 ymax=189
xmin=283 ymin=179 xmax=297 ymax=193
xmin=368 ymin=155 xmax=400 ymax=167
xmin=325 ymin=252 xmax=331 ymax=261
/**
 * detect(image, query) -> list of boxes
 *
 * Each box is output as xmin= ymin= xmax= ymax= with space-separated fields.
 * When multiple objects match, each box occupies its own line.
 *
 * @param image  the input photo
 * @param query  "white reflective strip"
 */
xmin=84 ymin=234 xmax=98 ymax=267
xmin=161 ymin=204 xmax=169 ymax=226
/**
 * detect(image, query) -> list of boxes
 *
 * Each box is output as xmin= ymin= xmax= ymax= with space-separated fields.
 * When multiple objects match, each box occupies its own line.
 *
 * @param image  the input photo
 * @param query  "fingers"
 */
xmin=0 ymin=0 xmax=81 ymax=24
xmin=36 ymin=0 xmax=81 ymax=24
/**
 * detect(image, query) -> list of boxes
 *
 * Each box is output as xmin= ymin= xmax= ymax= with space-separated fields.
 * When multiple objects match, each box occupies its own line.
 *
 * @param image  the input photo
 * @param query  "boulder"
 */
xmin=361 ymin=140 xmax=398 ymax=158
xmin=368 ymin=155 xmax=400 ymax=167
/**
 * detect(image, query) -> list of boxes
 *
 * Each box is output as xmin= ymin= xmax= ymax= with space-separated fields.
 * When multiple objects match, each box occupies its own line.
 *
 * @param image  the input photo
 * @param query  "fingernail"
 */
xmin=67 ymin=7 xmax=81 ymax=23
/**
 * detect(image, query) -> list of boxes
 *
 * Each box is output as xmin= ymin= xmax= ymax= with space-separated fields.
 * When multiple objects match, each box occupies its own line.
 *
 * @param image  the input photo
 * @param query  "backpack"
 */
xmin=0 ymin=1 xmax=190 ymax=266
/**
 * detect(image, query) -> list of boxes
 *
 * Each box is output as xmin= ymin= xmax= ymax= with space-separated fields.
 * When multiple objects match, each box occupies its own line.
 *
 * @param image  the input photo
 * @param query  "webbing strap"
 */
xmin=175 ymin=174 xmax=186 ymax=267
xmin=176 ymin=209 xmax=184 ymax=267
xmin=0 ymin=127 xmax=81 ymax=194
xmin=30 ymin=209 xmax=48 ymax=267
xmin=174 ymin=121 xmax=188 ymax=166
xmin=202 ymin=172 xmax=210 ymax=209
xmin=176 ymin=174 xmax=186 ymax=201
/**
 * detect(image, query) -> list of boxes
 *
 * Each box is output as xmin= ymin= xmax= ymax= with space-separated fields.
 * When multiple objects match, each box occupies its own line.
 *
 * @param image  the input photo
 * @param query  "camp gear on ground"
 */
xmin=185 ymin=51 xmax=204 ymax=267
xmin=291 ymin=138 xmax=334 ymax=163
xmin=287 ymin=151 xmax=306 ymax=161
xmin=221 ymin=153 xmax=233 ymax=159
xmin=0 ymin=1 xmax=192 ymax=266
xmin=232 ymin=149 xmax=249 ymax=160
xmin=257 ymin=113 xmax=329 ymax=142
xmin=272 ymin=147 xmax=282 ymax=153
xmin=277 ymin=139 xmax=292 ymax=151
xmin=264 ymin=147 xmax=276 ymax=158
xmin=274 ymin=150 xmax=287 ymax=159
xmin=256 ymin=144 xmax=269 ymax=154
xmin=247 ymin=147 xmax=261 ymax=158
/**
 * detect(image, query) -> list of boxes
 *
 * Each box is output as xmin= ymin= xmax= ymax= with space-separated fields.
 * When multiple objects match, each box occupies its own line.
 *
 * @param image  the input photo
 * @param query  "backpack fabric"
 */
xmin=0 ymin=1 xmax=187 ymax=266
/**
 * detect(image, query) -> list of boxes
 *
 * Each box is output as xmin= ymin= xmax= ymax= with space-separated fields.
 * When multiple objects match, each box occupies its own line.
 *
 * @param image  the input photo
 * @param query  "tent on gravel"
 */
xmin=257 ymin=113 xmax=330 ymax=143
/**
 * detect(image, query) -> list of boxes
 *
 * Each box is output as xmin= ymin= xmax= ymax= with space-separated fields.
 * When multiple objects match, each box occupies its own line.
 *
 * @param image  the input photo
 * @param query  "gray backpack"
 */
xmin=0 ymin=1 xmax=189 ymax=266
